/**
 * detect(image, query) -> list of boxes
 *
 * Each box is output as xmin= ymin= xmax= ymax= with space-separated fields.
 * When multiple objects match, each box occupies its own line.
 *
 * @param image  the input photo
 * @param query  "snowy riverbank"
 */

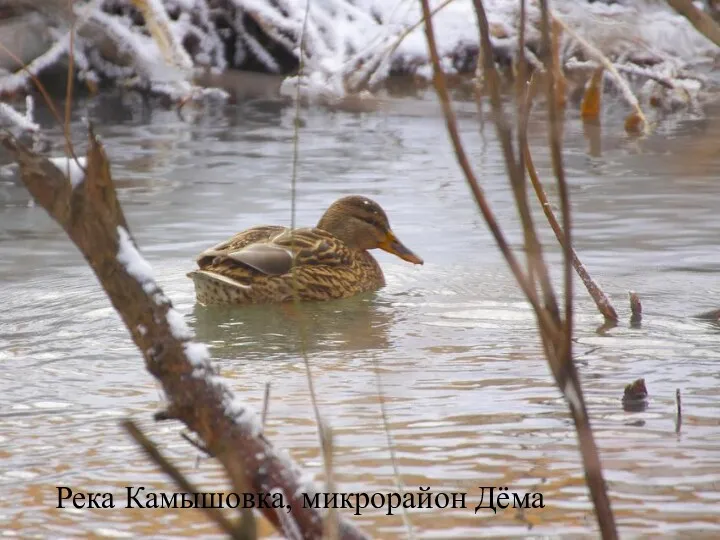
xmin=0 ymin=1 xmax=718 ymax=109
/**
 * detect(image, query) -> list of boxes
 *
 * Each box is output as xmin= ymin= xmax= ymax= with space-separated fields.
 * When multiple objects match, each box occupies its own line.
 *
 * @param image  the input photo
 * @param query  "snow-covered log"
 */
xmin=0 ymin=1 xmax=717 ymax=106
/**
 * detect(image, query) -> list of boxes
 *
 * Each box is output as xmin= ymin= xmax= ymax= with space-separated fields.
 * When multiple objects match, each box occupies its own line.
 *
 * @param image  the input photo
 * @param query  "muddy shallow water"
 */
xmin=1 ymin=90 xmax=720 ymax=538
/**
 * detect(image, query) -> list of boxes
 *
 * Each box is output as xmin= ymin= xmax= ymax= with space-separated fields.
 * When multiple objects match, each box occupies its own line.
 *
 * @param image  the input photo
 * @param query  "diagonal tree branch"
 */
xmin=2 ymin=127 xmax=367 ymax=540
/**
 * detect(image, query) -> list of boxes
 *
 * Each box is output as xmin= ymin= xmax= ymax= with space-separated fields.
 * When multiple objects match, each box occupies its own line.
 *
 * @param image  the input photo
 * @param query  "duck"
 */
xmin=188 ymin=195 xmax=423 ymax=305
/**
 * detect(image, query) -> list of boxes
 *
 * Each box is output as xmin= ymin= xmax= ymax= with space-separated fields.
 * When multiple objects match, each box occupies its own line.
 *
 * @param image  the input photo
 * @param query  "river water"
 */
xmin=1 ymin=86 xmax=720 ymax=537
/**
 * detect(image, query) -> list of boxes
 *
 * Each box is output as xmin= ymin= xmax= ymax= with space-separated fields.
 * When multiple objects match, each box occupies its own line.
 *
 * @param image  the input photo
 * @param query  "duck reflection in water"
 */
xmin=191 ymin=293 xmax=395 ymax=360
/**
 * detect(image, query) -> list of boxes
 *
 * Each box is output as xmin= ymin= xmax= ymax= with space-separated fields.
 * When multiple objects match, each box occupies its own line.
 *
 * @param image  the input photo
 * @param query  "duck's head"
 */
xmin=317 ymin=195 xmax=423 ymax=265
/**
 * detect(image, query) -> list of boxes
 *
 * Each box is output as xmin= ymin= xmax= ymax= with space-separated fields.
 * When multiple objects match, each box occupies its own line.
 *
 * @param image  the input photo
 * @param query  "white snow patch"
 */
xmin=0 ymin=102 xmax=39 ymax=133
xmin=48 ymin=157 xmax=87 ymax=188
xmin=563 ymin=380 xmax=583 ymax=415
xmin=166 ymin=308 xmax=193 ymax=340
xmin=152 ymin=292 xmax=170 ymax=305
xmin=223 ymin=395 xmax=263 ymax=437
xmin=137 ymin=324 xmax=147 ymax=336
xmin=183 ymin=341 xmax=210 ymax=367
xmin=116 ymin=226 xmax=155 ymax=287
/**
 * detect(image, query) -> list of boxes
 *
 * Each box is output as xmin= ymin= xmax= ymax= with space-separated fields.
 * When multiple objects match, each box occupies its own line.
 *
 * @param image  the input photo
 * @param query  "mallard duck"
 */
xmin=188 ymin=195 xmax=423 ymax=305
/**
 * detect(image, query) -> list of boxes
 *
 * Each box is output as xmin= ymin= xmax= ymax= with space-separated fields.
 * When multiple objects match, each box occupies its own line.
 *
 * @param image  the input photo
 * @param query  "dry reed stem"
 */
xmin=420 ymin=0 xmax=564 ymax=346
xmin=514 ymin=0 xmax=560 ymax=321
xmin=123 ymin=419 xmax=250 ymax=539
xmin=538 ymin=0 xmax=572 ymax=348
xmin=372 ymin=355 xmax=415 ymax=538
xmin=667 ymin=0 xmax=720 ymax=47
xmin=288 ymin=4 xmax=352 ymax=538
xmin=581 ymin=67 xmax=604 ymax=121
xmin=347 ymin=0 xmax=457 ymax=93
xmin=64 ymin=1 xmax=75 ymax=165
xmin=550 ymin=18 xmax=567 ymax=109
xmin=542 ymin=1 xmax=617 ymax=535
xmin=523 ymin=145 xmax=619 ymax=324
xmin=423 ymin=0 xmax=618 ymax=537
xmin=321 ymin=422 xmax=339 ymax=540
xmin=552 ymin=14 xmax=648 ymax=135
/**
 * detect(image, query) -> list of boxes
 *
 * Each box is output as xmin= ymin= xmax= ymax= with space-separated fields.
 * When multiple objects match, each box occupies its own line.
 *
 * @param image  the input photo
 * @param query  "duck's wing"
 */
xmin=197 ymin=227 xmax=353 ymax=277
xmin=268 ymin=228 xmax=353 ymax=269
xmin=195 ymin=225 xmax=285 ymax=267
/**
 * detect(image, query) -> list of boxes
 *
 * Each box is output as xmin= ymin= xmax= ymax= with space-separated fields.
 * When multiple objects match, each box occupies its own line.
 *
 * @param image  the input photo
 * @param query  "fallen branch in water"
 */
xmin=1 ymin=128 xmax=367 ymax=540
xmin=522 ymin=76 xmax=618 ymax=326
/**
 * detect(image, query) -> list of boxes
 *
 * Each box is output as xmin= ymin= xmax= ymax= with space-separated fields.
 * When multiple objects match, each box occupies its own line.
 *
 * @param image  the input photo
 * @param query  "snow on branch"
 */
xmin=1 ymin=126 xmax=369 ymax=540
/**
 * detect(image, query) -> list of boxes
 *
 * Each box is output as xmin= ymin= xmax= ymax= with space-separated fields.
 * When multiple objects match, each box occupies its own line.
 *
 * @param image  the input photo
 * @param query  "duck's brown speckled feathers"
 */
xmin=188 ymin=196 xmax=422 ymax=305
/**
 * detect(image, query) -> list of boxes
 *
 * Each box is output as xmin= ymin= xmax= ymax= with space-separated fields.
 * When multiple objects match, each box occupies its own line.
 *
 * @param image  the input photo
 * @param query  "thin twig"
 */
xmin=346 ymin=0 xmax=457 ymax=92
xmin=64 ymin=0 xmax=76 ymax=180
xmin=261 ymin=381 xmax=271 ymax=430
xmin=289 ymin=3 xmax=338 ymax=538
xmin=420 ymin=0 xmax=563 ymax=346
xmin=514 ymin=0 xmax=557 ymax=313
xmin=320 ymin=421 xmax=339 ymax=540
xmin=675 ymin=388 xmax=682 ymax=434
xmin=181 ymin=432 xmax=213 ymax=457
xmin=539 ymin=0 xmax=572 ymax=356
xmin=0 ymin=40 xmax=81 ymax=165
xmin=372 ymin=356 xmax=414 ymax=539
xmin=122 ymin=419 xmax=246 ymax=539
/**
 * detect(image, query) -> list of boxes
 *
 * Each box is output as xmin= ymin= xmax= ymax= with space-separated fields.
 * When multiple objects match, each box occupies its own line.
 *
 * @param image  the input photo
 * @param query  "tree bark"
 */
xmin=2 ymin=128 xmax=367 ymax=540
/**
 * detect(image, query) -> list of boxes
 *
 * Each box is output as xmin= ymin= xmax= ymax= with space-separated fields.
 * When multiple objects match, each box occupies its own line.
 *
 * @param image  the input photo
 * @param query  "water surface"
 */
xmin=1 ymin=91 xmax=720 ymax=537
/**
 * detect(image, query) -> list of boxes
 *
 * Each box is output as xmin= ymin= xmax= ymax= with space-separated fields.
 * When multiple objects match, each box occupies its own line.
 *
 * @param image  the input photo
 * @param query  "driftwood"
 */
xmin=2 ymin=128 xmax=367 ymax=540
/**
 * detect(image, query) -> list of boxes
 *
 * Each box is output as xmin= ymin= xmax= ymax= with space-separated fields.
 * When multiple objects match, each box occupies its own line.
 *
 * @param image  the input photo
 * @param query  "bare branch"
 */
xmin=2 ymin=129 xmax=367 ymax=540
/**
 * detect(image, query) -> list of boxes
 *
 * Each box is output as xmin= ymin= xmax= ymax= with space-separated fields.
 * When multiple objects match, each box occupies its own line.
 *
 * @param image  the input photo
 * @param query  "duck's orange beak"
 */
xmin=378 ymin=231 xmax=423 ymax=265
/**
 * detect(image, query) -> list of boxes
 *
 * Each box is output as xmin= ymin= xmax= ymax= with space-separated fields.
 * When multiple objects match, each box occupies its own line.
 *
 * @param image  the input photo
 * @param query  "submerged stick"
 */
xmin=2 ymin=129 xmax=366 ymax=540
xmin=629 ymin=291 xmax=642 ymax=327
